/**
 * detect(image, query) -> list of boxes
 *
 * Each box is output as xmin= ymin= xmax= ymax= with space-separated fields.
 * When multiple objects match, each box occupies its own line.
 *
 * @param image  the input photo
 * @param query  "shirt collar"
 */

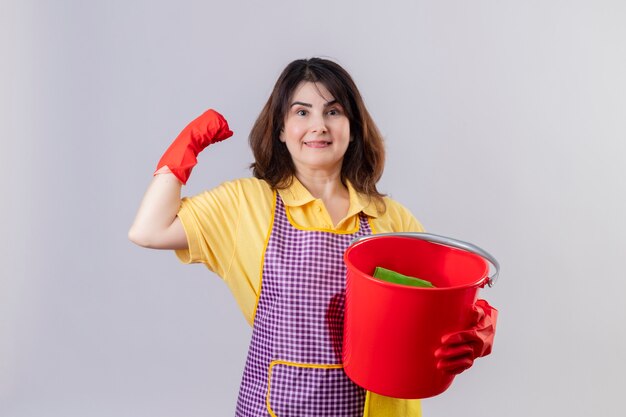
xmin=277 ymin=176 xmax=382 ymax=218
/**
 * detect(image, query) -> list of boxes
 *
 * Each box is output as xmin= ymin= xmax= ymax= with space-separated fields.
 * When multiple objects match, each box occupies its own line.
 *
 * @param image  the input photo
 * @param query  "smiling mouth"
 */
xmin=304 ymin=140 xmax=332 ymax=147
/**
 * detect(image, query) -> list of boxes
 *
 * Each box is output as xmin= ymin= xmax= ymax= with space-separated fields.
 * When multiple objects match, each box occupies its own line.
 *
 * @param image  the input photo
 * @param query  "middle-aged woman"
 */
xmin=129 ymin=57 xmax=497 ymax=416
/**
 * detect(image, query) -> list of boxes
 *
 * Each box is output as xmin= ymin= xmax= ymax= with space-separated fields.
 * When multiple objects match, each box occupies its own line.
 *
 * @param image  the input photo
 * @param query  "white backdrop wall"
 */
xmin=2 ymin=1 xmax=625 ymax=416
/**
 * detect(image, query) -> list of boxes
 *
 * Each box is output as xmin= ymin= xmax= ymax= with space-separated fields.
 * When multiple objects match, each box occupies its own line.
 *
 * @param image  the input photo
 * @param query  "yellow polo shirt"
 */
xmin=175 ymin=176 xmax=424 ymax=417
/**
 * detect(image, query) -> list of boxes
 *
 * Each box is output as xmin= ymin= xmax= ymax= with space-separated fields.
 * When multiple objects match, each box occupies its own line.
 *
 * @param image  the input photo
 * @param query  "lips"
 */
xmin=304 ymin=140 xmax=332 ymax=147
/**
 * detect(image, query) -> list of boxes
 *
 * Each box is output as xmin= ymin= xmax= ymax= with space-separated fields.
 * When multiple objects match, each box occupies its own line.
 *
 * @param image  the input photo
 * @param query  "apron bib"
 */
xmin=235 ymin=194 xmax=372 ymax=416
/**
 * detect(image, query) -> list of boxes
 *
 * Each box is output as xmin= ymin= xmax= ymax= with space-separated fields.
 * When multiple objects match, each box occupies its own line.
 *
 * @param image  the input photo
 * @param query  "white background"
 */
xmin=2 ymin=1 xmax=625 ymax=416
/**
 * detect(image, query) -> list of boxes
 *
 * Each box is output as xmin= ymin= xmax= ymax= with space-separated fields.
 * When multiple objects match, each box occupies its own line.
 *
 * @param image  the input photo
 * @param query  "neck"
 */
xmin=295 ymin=169 xmax=347 ymax=201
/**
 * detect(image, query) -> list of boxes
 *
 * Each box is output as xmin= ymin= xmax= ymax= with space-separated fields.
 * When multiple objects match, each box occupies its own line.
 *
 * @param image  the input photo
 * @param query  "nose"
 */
xmin=310 ymin=112 xmax=328 ymax=134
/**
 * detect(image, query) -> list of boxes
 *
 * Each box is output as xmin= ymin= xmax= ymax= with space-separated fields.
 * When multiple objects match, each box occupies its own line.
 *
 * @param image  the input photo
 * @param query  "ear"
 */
xmin=279 ymin=128 xmax=286 ymax=143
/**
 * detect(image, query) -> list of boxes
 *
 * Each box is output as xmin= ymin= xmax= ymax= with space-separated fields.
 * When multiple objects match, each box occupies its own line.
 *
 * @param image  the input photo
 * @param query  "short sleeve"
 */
xmin=370 ymin=197 xmax=426 ymax=234
xmin=403 ymin=208 xmax=425 ymax=232
xmin=174 ymin=181 xmax=242 ymax=279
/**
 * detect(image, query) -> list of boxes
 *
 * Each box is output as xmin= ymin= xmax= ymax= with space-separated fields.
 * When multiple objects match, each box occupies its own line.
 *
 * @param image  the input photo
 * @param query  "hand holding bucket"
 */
xmin=342 ymin=232 xmax=500 ymax=399
xmin=435 ymin=298 xmax=498 ymax=375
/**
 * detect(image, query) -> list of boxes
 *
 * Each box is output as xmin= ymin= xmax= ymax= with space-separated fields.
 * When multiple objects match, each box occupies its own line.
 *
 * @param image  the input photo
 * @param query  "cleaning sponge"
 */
xmin=373 ymin=266 xmax=435 ymax=288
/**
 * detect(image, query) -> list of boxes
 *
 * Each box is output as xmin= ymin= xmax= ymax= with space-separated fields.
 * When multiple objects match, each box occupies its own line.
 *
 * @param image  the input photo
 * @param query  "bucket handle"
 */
xmin=351 ymin=232 xmax=500 ymax=287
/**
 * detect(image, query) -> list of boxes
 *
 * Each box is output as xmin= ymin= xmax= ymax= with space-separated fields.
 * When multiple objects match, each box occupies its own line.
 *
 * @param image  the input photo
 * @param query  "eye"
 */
xmin=327 ymin=108 xmax=342 ymax=116
xmin=296 ymin=109 xmax=308 ymax=116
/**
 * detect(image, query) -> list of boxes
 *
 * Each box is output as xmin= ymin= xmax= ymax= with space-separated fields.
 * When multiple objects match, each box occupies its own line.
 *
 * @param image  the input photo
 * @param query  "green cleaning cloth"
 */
xmin=373 ymin=266 xmax=435 ymax=288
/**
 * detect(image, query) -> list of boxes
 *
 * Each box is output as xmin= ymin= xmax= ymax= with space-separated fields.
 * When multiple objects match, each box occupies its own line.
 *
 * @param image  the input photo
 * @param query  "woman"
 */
xmin=129 ymin=58 xmax=497 ymax=416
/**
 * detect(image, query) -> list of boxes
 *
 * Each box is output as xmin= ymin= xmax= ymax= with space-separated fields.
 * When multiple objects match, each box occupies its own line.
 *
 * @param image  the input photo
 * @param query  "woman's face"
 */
xmin=280 ymin=81 xmax=351 ymax=176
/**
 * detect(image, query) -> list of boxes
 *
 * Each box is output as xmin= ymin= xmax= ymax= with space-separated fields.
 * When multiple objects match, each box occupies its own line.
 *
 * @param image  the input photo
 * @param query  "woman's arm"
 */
xmin=127 ymin=109 xmax=233 ymax=250
xmin=128 ymin=167 xmax=187 ymax=249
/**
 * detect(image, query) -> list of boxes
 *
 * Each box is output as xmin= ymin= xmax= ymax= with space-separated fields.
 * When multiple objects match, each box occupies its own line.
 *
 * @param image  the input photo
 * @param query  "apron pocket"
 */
xmin=266 ymin=360 xmax=365 ymax=417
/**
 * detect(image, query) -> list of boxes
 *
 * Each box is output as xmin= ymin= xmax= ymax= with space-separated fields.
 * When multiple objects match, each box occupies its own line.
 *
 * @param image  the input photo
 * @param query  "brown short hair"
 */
xmin=249 ymin=58 xmax=386 ymax=203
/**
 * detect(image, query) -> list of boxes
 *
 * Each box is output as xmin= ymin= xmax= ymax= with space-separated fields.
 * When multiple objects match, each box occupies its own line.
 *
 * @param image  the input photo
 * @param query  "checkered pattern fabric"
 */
xmin=235 ymin=195 xmax=372 ymax=416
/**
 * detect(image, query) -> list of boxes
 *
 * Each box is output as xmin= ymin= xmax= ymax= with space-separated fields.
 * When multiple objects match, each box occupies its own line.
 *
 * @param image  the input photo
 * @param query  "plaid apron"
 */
xmin=235 ymin=194 xmax=372 ymax=416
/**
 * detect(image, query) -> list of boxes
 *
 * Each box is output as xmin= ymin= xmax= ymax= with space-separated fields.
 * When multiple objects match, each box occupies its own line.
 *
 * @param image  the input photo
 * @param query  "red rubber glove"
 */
xmin=434 ymin=299 xmax=498 ymax=375
xmin=155 ymin=109 xmax=233 ymax=184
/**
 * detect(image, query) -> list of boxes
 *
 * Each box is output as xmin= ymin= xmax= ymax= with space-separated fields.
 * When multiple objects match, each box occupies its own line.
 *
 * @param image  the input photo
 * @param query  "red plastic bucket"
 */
xmin=343 ymin=233 xmax=499 ymax=399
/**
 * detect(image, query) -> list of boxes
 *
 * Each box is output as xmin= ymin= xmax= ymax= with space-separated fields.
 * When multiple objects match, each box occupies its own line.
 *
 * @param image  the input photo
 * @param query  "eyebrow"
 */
xmin=290 ymin=99 xmax=339 ymax=108
xmin=290 ymin=101 xmax=312 ymax=108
